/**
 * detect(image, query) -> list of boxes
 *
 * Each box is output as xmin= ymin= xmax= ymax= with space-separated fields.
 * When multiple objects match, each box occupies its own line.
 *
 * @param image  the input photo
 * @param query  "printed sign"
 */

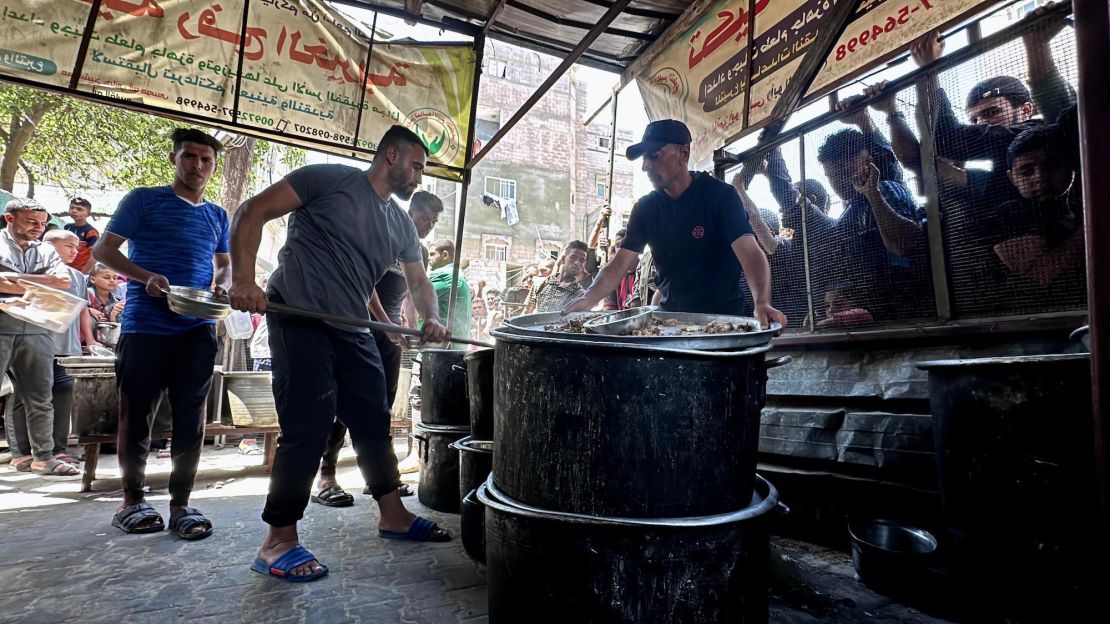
xmin=636 ymin=0 xmax=992 ymax=167
xmin=0 ymin=0 xmax=476 ymax=177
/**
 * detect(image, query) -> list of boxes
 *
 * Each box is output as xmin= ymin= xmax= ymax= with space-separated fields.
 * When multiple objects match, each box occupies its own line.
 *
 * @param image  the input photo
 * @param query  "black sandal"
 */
xmin=112 ymin=503 xmax=164 ymax=534
xmin=311 ymin=485 xmax=354 ymax=507
xmin=168 ymin=507 xmax=213 ymax=541
xmin=362 ymin=483 xmax=414 ymax=497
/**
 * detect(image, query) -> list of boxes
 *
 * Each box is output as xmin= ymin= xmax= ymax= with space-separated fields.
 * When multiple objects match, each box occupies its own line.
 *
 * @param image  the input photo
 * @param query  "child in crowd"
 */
xmin=64 ymin=197 xmax=99 ymax=274
xmin=86 ymin=263 xmax=124 ymax=324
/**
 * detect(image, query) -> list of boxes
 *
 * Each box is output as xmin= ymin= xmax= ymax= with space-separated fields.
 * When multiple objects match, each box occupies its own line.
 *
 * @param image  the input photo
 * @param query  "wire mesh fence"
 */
xmin=728 ymin=3 xmax=1084 ymax=333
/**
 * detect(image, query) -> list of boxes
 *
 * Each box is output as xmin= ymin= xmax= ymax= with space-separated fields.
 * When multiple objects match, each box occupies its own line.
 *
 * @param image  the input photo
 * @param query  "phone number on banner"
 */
xmin=835 ymin=0 xmax=934 ymax=61
xmin=293 ymin=124 xmax=354 ymax=144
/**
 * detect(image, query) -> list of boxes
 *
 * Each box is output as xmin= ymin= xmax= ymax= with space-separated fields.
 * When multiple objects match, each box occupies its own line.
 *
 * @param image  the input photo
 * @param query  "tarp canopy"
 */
xmin=0 ymin=0 xmax=1003 ymax=179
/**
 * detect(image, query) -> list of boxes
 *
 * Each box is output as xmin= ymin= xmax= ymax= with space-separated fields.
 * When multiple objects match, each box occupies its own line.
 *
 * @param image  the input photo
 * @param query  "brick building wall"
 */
xmin=432 ymin=41 xmax=636 ymax=294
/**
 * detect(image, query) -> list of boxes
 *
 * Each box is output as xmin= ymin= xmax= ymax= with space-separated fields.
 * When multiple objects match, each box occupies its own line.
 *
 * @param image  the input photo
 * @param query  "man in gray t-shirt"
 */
xmin=229 ymin=125 xmax=451 ymax=583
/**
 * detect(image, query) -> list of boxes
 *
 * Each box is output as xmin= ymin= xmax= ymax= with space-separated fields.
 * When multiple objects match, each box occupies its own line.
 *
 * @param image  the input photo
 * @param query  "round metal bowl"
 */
xmin=848 ymin=518 xmax=937 ymax=590
xmin=582 ymin=306 xmax=655 ymax=335
xmin=165 ymin=286 xmax=231 ymax=321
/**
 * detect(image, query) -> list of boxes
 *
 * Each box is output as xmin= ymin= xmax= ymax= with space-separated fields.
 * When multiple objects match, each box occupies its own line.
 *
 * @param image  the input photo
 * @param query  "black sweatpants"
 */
xmin=261 ymin=310 xmax=401 ymax=527
xmin=116 ymin=326 xmax=218 ymax=506
xmin=319 ymin=329 xmax=402 ymax=478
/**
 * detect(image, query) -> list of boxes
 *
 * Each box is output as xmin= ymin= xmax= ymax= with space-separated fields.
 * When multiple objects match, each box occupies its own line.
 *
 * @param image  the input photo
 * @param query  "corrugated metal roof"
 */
xmin=339 ymin=0 xmax=689 ymax=72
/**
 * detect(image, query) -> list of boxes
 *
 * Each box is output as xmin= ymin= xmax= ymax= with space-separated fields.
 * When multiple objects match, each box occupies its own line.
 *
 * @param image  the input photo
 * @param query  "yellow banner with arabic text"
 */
xmin=636 ymin=0 xmax=994 ymax=167
xmin=0 ymin=0 xmax=476 ymax=178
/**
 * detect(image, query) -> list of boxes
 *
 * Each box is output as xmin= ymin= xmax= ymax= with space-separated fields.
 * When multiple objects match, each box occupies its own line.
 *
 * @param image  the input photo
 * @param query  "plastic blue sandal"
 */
xmin=379 ymin=516 xmax=451 ymax=542
xmin=250 ymin=545 xmax=329 ymax=582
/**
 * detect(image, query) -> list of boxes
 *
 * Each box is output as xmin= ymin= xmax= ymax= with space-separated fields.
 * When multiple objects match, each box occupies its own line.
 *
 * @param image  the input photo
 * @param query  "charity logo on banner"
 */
xmin=0 ymin=0 xmax=476 ymax=176
xmin=636 ymin=0 xmax=992 ymax=167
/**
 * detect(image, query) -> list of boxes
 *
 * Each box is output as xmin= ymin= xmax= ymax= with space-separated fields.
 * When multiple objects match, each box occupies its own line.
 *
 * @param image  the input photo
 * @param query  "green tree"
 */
xmin=0 ymin=84 xmax=305 ymax=214
xmin=0 ymin=84 xmax=189 ymax=197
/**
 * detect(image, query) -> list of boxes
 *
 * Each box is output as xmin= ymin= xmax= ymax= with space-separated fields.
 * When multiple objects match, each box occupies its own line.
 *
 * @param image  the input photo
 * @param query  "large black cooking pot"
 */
xmin=491 ymin=329 xmax=789 ymax=518
xmin=917 ymin=354 xmax=1100 ymax=573
xmin=451 ymin=435 xmax=493 ymax=508
xmin=414 ymin=422 xmax=469 ymax=513
xmin=419 ymin=349 xmax=469 ymax=426
xmin=480 ymin=474 xmax=781 ymax=624
xmin=464 ymin=348 xmax=494 ymax=439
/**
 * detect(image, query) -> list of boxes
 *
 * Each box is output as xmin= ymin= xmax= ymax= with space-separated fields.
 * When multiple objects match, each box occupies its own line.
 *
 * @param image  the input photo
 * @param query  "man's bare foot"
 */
xmin=316 ymin=474 xmax=337 ymax=491
xmin=376 ymin=489 xmax=417 ymax=533
xmin=257 ymin=525 xmax=324 ymax=578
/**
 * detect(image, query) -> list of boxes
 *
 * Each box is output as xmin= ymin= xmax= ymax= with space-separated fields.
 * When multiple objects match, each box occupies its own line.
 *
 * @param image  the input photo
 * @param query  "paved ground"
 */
xmin=0 ymin=443 xmax=956 ymax=624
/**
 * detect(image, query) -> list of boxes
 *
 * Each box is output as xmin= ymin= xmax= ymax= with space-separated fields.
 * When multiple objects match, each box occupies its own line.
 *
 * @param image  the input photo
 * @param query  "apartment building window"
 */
xmin=486 ymin=59 xmax=508 ymax=79
xmin=476 ymin=106 xmax=502 ymax=142
xmin=598 ymin=136 xmax=611 ymax=149
xmin=482 ymin=234 xmax=510 ymax=261
xmin=485 ymin=176 xmax=517 ymax=201
xmin=595 ymin=174 xmax=608 ymax=198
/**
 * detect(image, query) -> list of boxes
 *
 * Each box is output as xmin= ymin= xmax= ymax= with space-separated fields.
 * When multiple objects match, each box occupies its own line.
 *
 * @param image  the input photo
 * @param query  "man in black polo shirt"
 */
xmin=564 ymin=120 xmax=787 ymax=329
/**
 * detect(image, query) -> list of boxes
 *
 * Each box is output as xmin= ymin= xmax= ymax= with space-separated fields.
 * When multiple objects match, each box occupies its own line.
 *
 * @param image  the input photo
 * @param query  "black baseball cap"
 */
xmin=966 ymin=76 xmax=1031 ymax=109
xmin=626 ymin=119 xmax=692 ymax=160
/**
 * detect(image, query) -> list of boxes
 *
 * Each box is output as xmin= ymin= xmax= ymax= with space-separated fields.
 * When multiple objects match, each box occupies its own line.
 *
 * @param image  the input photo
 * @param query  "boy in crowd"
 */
xmin=65 ymin=197 xmax=99 ymax=274
xmin=990 ymin=124 xmax=1083 ymax=287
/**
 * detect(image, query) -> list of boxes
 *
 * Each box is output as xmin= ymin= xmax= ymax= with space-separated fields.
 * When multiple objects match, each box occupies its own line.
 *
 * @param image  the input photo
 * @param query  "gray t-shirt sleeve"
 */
xmin=285 ymin=164 xmax=360 ymax=205
xmin=397 ymin=216 xmax=422 ymax=264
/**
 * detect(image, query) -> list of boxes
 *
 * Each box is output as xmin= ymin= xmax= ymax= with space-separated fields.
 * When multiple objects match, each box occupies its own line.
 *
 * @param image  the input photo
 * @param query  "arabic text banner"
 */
xmin=636 ymin=0 xmax=993 ymax=166
xmin=0 ymin=0 xmax=476 ymax=175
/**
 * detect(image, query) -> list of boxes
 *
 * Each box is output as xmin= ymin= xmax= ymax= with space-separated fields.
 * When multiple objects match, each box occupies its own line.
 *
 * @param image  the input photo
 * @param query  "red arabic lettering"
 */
xmin=177 ymin=4 xmax=267 ymax=61
xmin=688 ymin=0 xmax=769 ymax=70
xmin=83 ymin=0 xmax=164 ymax=20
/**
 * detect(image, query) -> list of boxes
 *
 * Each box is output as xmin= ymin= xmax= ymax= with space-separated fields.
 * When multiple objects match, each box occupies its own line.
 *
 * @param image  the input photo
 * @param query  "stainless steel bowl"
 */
xmin=165 ymin=286 xmax=231 ymax=321
xmin=94 ymin=322 xmax=121 ymax=346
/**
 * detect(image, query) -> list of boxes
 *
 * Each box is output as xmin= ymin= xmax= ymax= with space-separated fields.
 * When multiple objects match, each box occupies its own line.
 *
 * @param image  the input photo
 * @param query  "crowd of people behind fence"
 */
xmin=731 ymin=16 xmax=1084 ymax=328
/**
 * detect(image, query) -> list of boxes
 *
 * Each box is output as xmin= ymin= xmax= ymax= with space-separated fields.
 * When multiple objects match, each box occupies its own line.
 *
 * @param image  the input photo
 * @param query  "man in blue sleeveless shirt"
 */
xmin=93 ymin=128 xmax=230 ymax=540
xmin=229 ymin=126 xmax=450 ymax=582
xmin=565 ymin=120 xmax=788 ymax=329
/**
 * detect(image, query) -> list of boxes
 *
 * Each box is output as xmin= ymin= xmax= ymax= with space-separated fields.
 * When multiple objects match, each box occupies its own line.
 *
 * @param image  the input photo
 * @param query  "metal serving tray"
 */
xmin=501 ymin=311 xmax=780 ymax=350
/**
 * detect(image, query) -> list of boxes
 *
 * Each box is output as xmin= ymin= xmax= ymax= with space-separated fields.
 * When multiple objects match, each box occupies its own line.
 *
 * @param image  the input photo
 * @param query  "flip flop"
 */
xmin=8 ymin=456 xmax=32 ymax=472
xmin=311 ymin=485 xmax=354 ymax=507
xmin=31 ymin=458 xmax=79 ymax=476
xmin=250 ymin=545 xmax=328 ymax=582
xmin=362 ymin=483 xmax=414 ymax=497
xmin=168 ymin=507 xmax=213 ymax=541
xmin=379 ymin=516 xmax=451 ymax=542
xmin=112 ymin=502 xmax=165 ymax=534
xmin=53 ymin=454 xmax=81 ymax=466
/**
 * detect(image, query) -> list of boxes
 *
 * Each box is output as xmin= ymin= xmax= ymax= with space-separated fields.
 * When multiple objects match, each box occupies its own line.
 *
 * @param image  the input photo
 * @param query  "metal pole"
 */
xmin=798 ymin=135 xmax=815 ymax=333
xmin=468 ymin=0 xmax=636 ymax=169
xmin=741 ymin=0 xmax=755 ymax=130
xmin=915 ymin=75 xmax=952 ymax=322
xmin=604 ymin=89 xmax=619 ymax=206
xmin=350 ymin=12 xmax=378 ymax=151
xmin=445 ymin=33 xmax=486 ymax=343
xmin=1073 ymin=0 xmax=1110 ymax=526
xmin=69 ymin=0 xmax=103 ymax=89
xmin=230 ymin=0 xmax=253 ymax=124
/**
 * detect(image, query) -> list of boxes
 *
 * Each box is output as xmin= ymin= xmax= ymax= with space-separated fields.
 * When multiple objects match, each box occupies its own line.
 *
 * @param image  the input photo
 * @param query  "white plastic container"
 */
xmin=223 ymin=309 xmax=254 ymax=339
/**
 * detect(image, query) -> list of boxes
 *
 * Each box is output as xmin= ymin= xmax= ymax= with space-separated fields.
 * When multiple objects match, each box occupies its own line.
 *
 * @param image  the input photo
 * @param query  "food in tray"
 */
xmin=544 ymin=318 xmax=591 ymax=333
xmin=542 ymin=314 xmax=754 ymax=336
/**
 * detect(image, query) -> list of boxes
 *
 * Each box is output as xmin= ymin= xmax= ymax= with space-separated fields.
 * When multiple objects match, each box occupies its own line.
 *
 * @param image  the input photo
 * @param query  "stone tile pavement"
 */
xmin=0 ymin=444 xmax=956 ymax=624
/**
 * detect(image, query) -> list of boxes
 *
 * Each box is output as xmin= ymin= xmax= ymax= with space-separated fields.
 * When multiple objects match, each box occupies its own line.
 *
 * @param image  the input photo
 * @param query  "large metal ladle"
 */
xmin=163 ymin=285 xmax=494 ymax=349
